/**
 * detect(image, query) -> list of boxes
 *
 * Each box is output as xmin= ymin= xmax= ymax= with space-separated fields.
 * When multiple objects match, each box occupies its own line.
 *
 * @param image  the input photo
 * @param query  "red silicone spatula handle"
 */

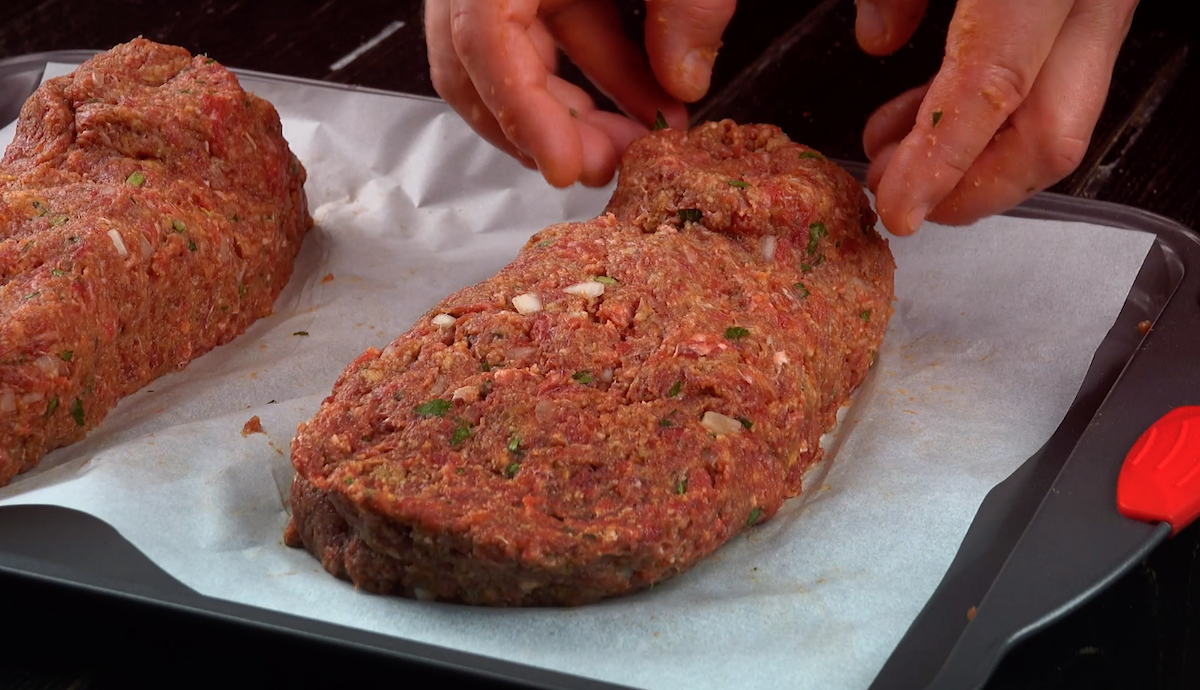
xmin=1118 ymin=406 xmax=1200 ymax=535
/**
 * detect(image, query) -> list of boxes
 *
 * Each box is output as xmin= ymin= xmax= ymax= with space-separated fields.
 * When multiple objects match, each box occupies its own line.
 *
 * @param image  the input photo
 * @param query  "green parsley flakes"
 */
xmin=49 ymin=215 xmax=69 ymax=226
xmin=414 ymin=399 xmax=452 ymax=417
xmin=593 ymin=275 xmax=618 ymax=285
xmin=659 ymin=417 xmax=674 ymax=428
xmin=126 ymin=171 xmax=146 ymax=187
xmin=70 ymin=398 xmax=85 ymax=427
xmin=60 ymin=350 xmax=73 ymax=361
xmin=450 ymin=418 xmax=472 ymax=447
xmin=799 ymin=151 xmax=825 ymax=160
xmin=728 ymin=179 xmax=750 ymax=189
xmin=860 ymin=309 xmax=872 ymax=323
xmin=676 ymin=477 xmax=688 ymax=494
xmin=51 ymin=268 xmax=68 ymax=277
xmin=292 ymin=331 xmax=308 ymax=336
xmin=678 ymin=208 xmax=703 ymax=224
xmin=747 ymin=507 xmax=763 ymax=526
xmin=738 ymin=416 xmax=753 ymax=430
xmin=172 ymin=219 xmax=186 ymax=233
xmin=725 ymin=326 xmax=750 ymax=340
xmin=572 ymin=370 xmax=594 ymax=384
xmin=45 ymin=394 xmax=59 ymax=419
xmin=505 ymin=461 xmax=521 ymax=478
xmin=932 ymin=110 xmax=943 ymax=127
xmin=806 ymin=222 xmax=827 ymax=255
xmin=653 ymin=110 xmax=668 ymax=131
xmin=188 ymin=239 xmax=198 ymax=252
xmin=794 ymin=282 xmax=809 ymax=298
xmin=668 ymin=380 xmax=682 ymax=397
xmin=508 ymin=434 xmax=522 ymax=455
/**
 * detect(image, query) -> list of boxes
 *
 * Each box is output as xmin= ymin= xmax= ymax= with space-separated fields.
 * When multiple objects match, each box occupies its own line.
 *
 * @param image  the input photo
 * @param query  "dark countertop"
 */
xmin=1 ymin=1 xmax=1198 ymax=688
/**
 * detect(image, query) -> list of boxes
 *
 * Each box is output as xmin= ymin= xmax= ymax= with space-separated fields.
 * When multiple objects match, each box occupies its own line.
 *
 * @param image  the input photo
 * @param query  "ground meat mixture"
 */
xmin=285 ymin=121 xmax=894 ymax=606
xmin=0 ymin=39 xmax=312 ymax=486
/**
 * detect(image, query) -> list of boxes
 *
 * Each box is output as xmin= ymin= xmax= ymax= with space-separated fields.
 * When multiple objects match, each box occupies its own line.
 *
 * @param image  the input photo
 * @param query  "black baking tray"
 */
xmin=1 ymin=51 xmax=1197 ymax=689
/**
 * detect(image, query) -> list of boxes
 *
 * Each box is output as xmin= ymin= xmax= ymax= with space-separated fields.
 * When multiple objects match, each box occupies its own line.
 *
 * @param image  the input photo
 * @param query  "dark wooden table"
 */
xmin=1 ymin=1 xmax=1198 ymax=688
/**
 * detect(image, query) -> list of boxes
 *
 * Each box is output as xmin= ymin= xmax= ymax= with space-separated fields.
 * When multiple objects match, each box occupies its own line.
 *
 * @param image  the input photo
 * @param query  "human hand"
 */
xmin=426 ymin=0 xmax=737 ymax=188
xmin=856 ymin=0 xmax=1140 ymax=235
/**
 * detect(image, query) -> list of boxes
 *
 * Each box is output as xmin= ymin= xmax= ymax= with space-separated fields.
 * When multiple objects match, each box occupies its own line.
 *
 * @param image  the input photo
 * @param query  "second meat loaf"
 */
xmin=286 ymin=121 xmax=894 ymax=606
xmin=0 ymin=39 xmax=312 ymax=486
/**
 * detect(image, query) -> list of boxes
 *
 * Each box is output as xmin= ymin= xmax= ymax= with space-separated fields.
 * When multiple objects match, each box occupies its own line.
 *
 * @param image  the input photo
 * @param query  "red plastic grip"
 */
xmin=1117 ymin=406 xmax=1200 ymax=535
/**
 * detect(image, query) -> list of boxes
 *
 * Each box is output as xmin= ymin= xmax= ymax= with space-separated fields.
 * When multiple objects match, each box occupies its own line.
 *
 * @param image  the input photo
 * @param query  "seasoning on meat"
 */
xmin=0 ymin=39 xmax=312 ymax=486
xmin=285 ymin=120 xmax=895 ymax=606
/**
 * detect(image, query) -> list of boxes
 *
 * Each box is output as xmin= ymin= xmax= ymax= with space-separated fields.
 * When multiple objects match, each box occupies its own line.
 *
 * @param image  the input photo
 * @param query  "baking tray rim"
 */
xmin=0 ymin=48 xmax=1198 ymax=690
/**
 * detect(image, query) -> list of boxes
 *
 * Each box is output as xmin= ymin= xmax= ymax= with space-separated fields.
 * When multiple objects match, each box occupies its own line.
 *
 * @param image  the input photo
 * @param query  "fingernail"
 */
xmin=679 ymin=48 xmax=715 ymax=101
xmin=907 ymin=204 xmax=928 ymax=233
xmin=857 ymin=0 xmax=886 ymax=44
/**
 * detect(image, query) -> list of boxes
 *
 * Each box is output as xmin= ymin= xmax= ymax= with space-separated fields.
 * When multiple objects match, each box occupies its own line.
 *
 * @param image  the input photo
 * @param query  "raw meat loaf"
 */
xmin=285 ymin=121 xmax=894 ymax=606
xmin=0 ymin=39 xmax=312 ymax=486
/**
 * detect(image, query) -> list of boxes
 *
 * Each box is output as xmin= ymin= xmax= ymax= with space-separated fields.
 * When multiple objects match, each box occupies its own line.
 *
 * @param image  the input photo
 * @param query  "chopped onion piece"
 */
xmin=431 ymin=313 xmax=457 ymax=327
xmin=0 ymin=390 xmax=15 ymax=412
xmin=508 ymin=346 xmax=537 ymax=360
xmin=36 ymin=355 xmax=58 ymax=374
xmin=140 ymin=233 xmax=154 ymax=259
xmin=760 ymin=235 xmax=777 ymax=261
xmin=701 ymin=411 xmax=744 ymax=436
xmin=452 ymin=385 xmax=478 ymax=401
xmin=512 ymin=292 xmax=542 ymax=315
xmin=535 ymin=398 xmax=555 ymax=423
xmin=107 ymin=229 xmax=128 ymax=257
xmin=600 ymin=367 xmax=614 ymax=383
xmin=21 ymin=392 xmax=43 ymax=404
xmin=774 ymin=351 xmax=790 ymax=366
xmin=564 ymin=281 xmax=605 ymax=298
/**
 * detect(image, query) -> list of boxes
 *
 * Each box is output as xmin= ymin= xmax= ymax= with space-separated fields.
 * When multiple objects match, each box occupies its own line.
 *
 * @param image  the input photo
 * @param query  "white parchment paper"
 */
xmin=0 ymin=64 xmax=1156 ymax=690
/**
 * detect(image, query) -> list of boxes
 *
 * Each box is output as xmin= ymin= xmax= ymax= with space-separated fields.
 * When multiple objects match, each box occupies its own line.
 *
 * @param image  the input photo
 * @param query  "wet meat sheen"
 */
xmin=286 ymin=121 xmax=894 ymax=606
xmin=0 ymin=39 xmax=312 ymax=485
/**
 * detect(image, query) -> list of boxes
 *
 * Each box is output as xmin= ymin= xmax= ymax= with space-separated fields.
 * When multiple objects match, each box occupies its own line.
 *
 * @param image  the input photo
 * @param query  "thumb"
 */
xmin=856 ymin=0 xmax=929 ymax=56
xmin=644 ymin=0 xmax=738 ymax=103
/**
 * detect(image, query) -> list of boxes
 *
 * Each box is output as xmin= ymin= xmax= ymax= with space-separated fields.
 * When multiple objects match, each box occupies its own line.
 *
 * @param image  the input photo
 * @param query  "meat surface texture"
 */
xmin=286 ymin=121 xmax=894 ymax=606
xmin=0 ymin=39 xmax=312 ymax=486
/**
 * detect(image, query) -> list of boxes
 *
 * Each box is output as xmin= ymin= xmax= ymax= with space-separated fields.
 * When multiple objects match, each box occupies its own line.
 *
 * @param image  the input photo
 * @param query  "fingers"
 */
xmin=582 ymin=109 xmax=651 ymax=159
xmin=542 ymin=0 xmax=689 ymax=129
xmin=856 ymin=0 xmax=930 ymax=56
xmin=925 ymin=0 xmax=1139 ymax=225
xmin=644 ymin=0 xmax=738 ymax=103
xmin=872 ymin=0 xmax=1076 ymax=235
xmin=866 ymin=141 xmax=898 ymax=193
xmin=549 ymin=75 xmax=633 ymax=186
xmin=427 ymin=0 xmax=537 ymax=168
xmin=863 ymin=82 xmax=929 ymax=160
xmin=448 ymin=0 xmax=585 ymax=187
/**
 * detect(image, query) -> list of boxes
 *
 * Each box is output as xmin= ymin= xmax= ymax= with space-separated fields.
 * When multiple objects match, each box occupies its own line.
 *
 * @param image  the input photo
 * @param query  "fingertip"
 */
xmin=661 ymin=102 xmax=690 ymax=131
xmin=576 ymin=123 xmax=619 ymax=188
xmin=675 ymin=48 xmax=717 ymax=103
xmin=855 ymin=0 xmax=890 ymax=56
xmin=865 ymin=142 xmax=897 ymax=193
xmin=874 ymin=171 xmax=924 ymax=237
xmin=855 ymin=0 xmax=929 ymax=57
xmin=585 ymin=110 xmax=651 ymax=157
xmin=528 ymin=120 xmax=583 ymax=189
xmin=644 ymin=0 xmax=736 ymax=103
